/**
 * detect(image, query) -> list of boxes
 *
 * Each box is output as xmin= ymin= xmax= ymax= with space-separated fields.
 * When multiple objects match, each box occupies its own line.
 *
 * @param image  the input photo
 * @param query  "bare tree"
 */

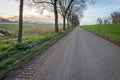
xmin=96 ymin=17 xmax=103 ymax=24
xmin=66 ymin=1 xmax=85 ymax=28
xmin=17 ymin=0 xmax=24 ymax=44
xmin=111 ymin=11 xmax=120 ymax=24
xmin=58 ymin=0 xmax=74 ymax=30
xmin=71 ymin=14 xmax=80 ymax=26
xmin=103 ymin=17 xmax=111 ymax=24
xmin=33 ymin=0 xmax=59 ymax=32
xmin=58 ymin=0 xmax=88 ymax=29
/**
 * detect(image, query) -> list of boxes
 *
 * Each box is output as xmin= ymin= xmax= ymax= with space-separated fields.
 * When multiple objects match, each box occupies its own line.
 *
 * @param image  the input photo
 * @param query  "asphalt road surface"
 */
xmin=15 ymin=27 xmax=120 ymax=80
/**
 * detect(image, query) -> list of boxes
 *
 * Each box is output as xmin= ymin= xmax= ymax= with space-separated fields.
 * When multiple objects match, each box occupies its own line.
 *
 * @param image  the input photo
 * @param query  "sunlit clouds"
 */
xmin=0 ymin=0 xmax=55 ymax=23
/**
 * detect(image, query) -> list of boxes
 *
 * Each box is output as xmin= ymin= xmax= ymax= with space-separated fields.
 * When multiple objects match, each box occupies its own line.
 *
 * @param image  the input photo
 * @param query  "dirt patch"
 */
xmin=0 ymin=30 xmax=11 ymax=36
xmin=0 ymin=30 xmax=16 ymax=40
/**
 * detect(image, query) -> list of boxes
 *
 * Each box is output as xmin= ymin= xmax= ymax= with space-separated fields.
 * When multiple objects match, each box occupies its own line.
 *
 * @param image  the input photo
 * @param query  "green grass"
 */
xmin=0 ymin=24 xmax=18 ymax=33
xmin=81 ymin=24 xmax=120 ymax=44
xmin=0 ymin=28 xmax=74 ymax=79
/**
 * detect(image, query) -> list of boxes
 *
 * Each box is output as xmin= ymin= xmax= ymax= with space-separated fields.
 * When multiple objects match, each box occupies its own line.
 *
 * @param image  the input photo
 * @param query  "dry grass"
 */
xmin=0 ymin=24 xmax=63 ymax=40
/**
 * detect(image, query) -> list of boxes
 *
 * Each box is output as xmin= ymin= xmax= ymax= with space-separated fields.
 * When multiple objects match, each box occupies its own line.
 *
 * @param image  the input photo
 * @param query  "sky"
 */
xmin=0 ymin=0 xmax=120 ymax=24
xmin=0 ymin=0 xmax=56 ymax=23
xmin=81 ymin=0 xmax=120 ymax=25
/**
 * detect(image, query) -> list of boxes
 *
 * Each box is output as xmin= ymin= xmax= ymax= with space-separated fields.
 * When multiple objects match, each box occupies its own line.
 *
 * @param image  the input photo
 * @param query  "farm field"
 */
xmin=81 ymin=24 xmax=120 ymax=45
xmin=0 ymin=23 xmax=62 ymax=40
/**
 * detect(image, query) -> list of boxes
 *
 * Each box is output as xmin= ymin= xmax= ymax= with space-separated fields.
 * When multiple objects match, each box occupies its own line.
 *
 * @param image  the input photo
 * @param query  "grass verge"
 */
xmin=81 ymin=24 xmax=120 ymax=46
xmin=0 ymin=28 xmax=74 ymax=79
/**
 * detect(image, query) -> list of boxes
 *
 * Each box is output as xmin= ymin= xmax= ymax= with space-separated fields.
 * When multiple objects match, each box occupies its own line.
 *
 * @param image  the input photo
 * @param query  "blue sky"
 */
xmin=0 ymin=0 xmax=120 ymax=24
xmin=81 ymin=0 xmax=120 ymax=24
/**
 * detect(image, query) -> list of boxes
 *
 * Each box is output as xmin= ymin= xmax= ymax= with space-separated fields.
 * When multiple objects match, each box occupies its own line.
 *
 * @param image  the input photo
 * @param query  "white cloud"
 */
xmin=81 ymin=18 xmax=95 ymax=25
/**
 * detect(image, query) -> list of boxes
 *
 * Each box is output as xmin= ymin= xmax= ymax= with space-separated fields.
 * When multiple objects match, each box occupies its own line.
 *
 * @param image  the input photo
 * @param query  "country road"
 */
xmin=13 ymin=27 xmax=120 ymax=80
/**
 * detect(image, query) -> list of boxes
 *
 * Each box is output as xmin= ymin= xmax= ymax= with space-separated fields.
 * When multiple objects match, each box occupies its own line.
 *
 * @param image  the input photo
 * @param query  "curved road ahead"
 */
xmin=15 ymin=27 xmax=120 ymax=80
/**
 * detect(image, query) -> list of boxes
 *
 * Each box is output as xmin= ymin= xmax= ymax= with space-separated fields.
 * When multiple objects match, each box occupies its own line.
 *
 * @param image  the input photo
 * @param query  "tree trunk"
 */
xmin=67 ymin=18 xmax=69 ymax=28
xmin=67 ymin=15 xmax=69 ymax=28
xmin=63 ymin=15 xmax=66 ymax=30
xmin=17 ymin=0 xmax=24 ymax=44
xmin=67 ymin=15 xmax=71 ymax=28
xmin=54 ymin=3 xmax=59 ymax=32
xmin=72 ymin=17 xmax=74 ymax=27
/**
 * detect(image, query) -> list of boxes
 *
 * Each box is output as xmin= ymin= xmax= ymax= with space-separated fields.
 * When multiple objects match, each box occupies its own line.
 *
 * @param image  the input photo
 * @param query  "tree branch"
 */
xmin=32 ymin=0 xmax=53 ymax=5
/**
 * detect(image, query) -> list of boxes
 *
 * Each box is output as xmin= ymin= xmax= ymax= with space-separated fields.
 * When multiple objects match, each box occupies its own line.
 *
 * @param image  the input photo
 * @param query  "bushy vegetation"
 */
xmin=0 ymin=28 xmax=74 ymax=79
xmin=81 ymin=24 xmax=120 ymax=45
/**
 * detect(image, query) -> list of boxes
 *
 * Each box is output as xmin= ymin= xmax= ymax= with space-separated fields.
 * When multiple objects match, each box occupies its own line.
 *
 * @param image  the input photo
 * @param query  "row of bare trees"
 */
xmin=96 ymin=10 xmax=120 ymax=24
xmin=111 ymin=11 xmax=120 ymax=24
xmin=18 ymin=0 xmax=90 ymax=44
xmin=96 ymin=17 xmax=111 ymax=24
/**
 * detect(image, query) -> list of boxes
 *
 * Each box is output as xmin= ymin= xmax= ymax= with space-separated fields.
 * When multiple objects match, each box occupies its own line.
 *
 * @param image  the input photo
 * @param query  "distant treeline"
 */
xmin=0 ymin=18 xmax=18 ymax=23
xmin=96 ymin=10 xmax=120 ymax=24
